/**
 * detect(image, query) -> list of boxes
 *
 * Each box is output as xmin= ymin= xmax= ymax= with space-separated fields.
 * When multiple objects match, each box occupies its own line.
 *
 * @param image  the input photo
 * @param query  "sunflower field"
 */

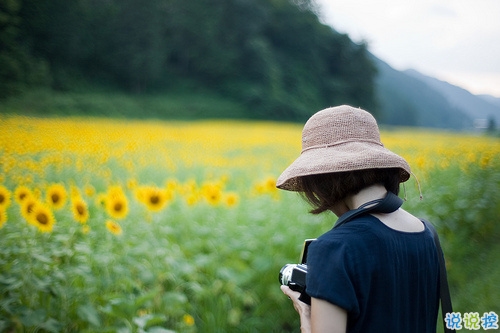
xmin=1 ymin=115 xmax=499 ymax=332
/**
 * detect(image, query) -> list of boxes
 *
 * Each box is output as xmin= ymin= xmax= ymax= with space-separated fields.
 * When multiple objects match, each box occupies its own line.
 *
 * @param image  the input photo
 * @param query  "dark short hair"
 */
xmin=299 ymin=168 xmax=401 ymax=214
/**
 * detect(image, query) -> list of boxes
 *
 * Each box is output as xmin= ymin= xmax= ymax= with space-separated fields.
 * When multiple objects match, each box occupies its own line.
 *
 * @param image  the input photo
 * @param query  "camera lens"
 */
xmin=279 ymin=264 xmax=295 ymax=285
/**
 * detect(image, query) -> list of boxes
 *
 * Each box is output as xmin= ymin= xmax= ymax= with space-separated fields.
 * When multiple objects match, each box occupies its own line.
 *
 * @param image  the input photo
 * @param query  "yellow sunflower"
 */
xmin=84 ymin=184 xmax=95 ymax=197
xmin=107 ymin=185 xmax=125 ymax=199
xmin=71 ymin=196 xmax=89 ymax=224
xmin=136 ymin=186 xmax=172 ymax=212
xmin=201 ymin=182 xmax=222 ymax=205
xmin=264 ymin=177 xmax=277 ymax=192
xmin=30 ymin=203 xmax=55 ymax=233
xmin=183 ymin=314 xmax=195 ymax=327
xmin=21 ymin=197 xmax=39 ymax=224
xmin=224 ymin=192 xmax=239 ymax=207
xmin=46 ymin=183 xmax=67 ymax=210
xmin=70 ymin=185 xmax=80 ymax=198
xmin=105 ymin=186 xmax=128 ymax=219
xmin=0 ymin=185 xmax=11 ymax=209
xmin=179 ymin=180 xmax=200 ymax=206
xmin=255 ymin=177 xmax=278 ymax=194
xmin=14 ymin=185 xmax=33 ymax=205
xmin=254 ymin=177 xmax=280 ymax=200
xmin=105 ymin=220 xmax=122 ymax=235
xmin=81 ymin=224 xmax=90 ymax=234
xmin=185 ymin=193 xmax=199 ymax=206
xmin=165 ymin=179 xmax=178 ymax=192
xmin=0 ymin=209 xmax=7 ymax=228
xmin=134 ymin=186 xmax=146 ymax=203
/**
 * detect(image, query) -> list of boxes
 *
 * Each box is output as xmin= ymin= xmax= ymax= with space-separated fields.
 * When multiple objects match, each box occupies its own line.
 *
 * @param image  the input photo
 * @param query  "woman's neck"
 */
xmin=331 ymin=184 xmax=388 ymax=217
xmin=346 ymin=184 xmax=388 ymax=211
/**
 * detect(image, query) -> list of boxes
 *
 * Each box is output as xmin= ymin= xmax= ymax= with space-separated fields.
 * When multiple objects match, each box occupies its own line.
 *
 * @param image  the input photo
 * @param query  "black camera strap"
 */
xmin=332 ymin=192 xmax=453 ymax=332
xmin=333 ymin=191 xmax=403 ymax=229
xmin=422 ymin=219 xmax=454 ymax=333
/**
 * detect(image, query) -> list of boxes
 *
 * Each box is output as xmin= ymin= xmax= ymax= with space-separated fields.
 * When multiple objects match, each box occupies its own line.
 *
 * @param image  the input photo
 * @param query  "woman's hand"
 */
xmin=281 ymin=285 xmax=311 ymax=333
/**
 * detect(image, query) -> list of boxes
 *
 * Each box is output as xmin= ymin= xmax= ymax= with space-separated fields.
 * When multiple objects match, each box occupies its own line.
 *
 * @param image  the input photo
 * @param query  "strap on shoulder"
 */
xmin=422 ymin=219 xmax=453 ymax=333
xmin=333 ymin=192 xmax=403 ymax=229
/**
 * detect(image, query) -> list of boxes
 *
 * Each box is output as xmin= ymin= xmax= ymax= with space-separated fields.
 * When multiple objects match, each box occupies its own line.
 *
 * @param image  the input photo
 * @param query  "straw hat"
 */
xmin=276 ymin=105 xmax=411 ymax=191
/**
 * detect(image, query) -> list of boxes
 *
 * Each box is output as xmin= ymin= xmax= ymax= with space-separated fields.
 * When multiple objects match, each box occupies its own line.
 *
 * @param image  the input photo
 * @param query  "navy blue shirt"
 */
xmin=306 ymin=214 xmax=440 ymax=333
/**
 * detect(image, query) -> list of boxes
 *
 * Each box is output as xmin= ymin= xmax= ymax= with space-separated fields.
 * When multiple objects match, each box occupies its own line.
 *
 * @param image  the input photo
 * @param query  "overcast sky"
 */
xmin=314 ymin=0 xmax=500 ymax=97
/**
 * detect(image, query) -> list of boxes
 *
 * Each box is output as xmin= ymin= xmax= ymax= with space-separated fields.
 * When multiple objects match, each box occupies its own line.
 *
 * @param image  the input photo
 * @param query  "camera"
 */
xmin=279 ymin=239 xmax=315 ymax=305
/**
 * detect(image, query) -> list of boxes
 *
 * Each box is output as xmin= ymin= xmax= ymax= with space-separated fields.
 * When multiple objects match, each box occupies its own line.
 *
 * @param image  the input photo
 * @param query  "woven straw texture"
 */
xmin=276 ymin=105 xmax=411 ymax=191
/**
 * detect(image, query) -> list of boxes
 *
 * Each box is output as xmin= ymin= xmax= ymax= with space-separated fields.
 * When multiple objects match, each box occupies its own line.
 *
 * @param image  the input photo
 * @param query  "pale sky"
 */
xmin=314 ymin=0 xmax=500 ymax=97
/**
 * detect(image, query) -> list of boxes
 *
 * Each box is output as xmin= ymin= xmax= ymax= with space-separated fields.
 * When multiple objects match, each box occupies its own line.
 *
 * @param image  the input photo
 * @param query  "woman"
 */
xmin=276 ymin=105 xmax=440 ymax=333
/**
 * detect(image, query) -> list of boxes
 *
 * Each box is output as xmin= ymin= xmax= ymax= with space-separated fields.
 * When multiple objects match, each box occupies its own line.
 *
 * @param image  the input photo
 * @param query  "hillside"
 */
xmin=404 ymin=69 xmax=500 ymax=128
xmin=2 ymin=0 xmax=498 ymax=131
xmin=1 ymin=0 xmax=378 ymax=122
xmin=478 ymin=95 xmax=500 ymax=108
xmin=372 ymin=56 xmax=471 ymax=129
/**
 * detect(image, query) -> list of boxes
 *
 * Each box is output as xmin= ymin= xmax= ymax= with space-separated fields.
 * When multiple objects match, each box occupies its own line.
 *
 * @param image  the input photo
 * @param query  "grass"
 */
xmin=0 ymin=89 xmax=251 ymax=121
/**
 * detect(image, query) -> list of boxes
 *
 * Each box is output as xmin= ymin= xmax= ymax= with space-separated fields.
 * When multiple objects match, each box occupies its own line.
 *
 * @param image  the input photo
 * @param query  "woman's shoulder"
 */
xmin=372 ymin=209 xmax=425 ymax=233
xmin=312 ymin=216 xmax=381 ymax=250
xmin=307 ymin=217 xmax=381 ymax=273
xmin=313 ymin=212 xmax=428 ymax=253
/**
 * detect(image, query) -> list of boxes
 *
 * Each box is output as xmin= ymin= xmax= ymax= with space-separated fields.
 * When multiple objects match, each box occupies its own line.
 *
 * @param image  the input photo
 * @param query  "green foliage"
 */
xmin=421 ymin=165 xmax=500 ymax=313
xmin=0 ymin=0 xmax=51 ymax=97
xmin=7 ymin=0 xmax=378 ymax=120
xmin=1 ymin=155 xmax=499 ymax=331
xmin=402 ymin=163 xmax=500 ymax=322
xmin=0 ymin=183 xmax=326 ymax=332
xmin=0 ymin=89 xmax=249 ymax=120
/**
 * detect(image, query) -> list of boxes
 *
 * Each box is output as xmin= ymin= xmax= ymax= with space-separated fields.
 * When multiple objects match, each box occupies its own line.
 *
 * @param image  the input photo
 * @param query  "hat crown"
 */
xmin=276 ymin=105 xmax=411 ymax=191
xmin=301 ymin=105 xmax=381 ymax=151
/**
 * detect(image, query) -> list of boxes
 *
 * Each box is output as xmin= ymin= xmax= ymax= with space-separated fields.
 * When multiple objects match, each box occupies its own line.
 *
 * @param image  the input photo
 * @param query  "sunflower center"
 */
xmin=37 ymin=213 xmax=48 ymax=225
xmin=26 ymin=203 xmax=35 ymax=214
xmin=150 ymin=195 xmax=159 ymax=204
xmin=0 ymin=194 xmax=5 ymax=204
xmin=51 ymin=193 xmax=60 ymax=204
xmin=77 ymin=204 xmax=85 ymax=215
xmin=114 ymin=202 xmax=123 ymax=212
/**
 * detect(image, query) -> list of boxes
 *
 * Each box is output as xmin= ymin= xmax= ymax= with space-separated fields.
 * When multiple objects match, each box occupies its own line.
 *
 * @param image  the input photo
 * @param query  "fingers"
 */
xmin=281 ymin=285 xmax=311 ymax=319
xmin=281 ymin=285 xmax=300 ymax=300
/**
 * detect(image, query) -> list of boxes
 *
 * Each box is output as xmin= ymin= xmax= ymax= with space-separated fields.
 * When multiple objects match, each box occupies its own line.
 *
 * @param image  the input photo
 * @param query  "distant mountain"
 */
xmin=477 ymin=95 xmax=500 ymax=109
xmin=404 ymin=69 xmax=500 ymax=129
xmin=372 ymin=56 xmax=471 ymax=129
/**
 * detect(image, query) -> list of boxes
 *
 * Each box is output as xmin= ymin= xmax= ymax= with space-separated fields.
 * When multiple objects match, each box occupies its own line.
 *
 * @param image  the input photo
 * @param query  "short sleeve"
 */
xmin=305 ymin=236 xmax=361 ymax=316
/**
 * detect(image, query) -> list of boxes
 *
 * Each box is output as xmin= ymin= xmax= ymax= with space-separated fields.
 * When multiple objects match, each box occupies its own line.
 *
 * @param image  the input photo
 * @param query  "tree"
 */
xmin=97 ymin=0 xmax=169 ymax=92
xmin=487 ymin=116 xmax=497 ymax=134
xmin=9 ymin=0 xmax=379 ymax=121
xmin=0 ymin=0 xmax=23 ymax=97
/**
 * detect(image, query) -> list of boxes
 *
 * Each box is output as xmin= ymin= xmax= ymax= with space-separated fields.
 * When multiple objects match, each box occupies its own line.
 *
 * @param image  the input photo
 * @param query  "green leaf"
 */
xmin=133 ymin=314 xmax=167 ymax=329
xmin=77 ymin=303 xmax=101 ymax=326
xmin=39 ymin=318 xmax=63 ymax=333
xmin=134 ymin=288 xmax=160 ymax=308
xmin=20 ymin=308 xmax=46 ymax=326
xmin=32 ymin=252 xmax=53 ymax=264
xmin=146 ymin=327 xmax=176 ymax=333
xmin=0 ymin=320 xmax=9 ymax=332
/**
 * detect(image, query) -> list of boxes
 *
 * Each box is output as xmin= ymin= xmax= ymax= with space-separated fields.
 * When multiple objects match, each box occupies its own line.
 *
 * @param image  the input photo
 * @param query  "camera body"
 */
xmin=279 ymin=239 xmax=315 ymax=304
xmin=279 ymin=263 xmax=308 ymax=293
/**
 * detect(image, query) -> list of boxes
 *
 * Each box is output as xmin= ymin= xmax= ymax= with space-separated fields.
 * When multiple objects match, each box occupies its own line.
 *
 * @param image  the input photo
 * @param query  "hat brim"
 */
xmin=276 ymin=141 xmax=411 ymax=191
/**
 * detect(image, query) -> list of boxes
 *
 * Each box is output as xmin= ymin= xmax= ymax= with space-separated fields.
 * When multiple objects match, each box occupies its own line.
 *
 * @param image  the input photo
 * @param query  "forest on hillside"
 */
xmin=1 ymin=0 xmax=378 ymax=121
